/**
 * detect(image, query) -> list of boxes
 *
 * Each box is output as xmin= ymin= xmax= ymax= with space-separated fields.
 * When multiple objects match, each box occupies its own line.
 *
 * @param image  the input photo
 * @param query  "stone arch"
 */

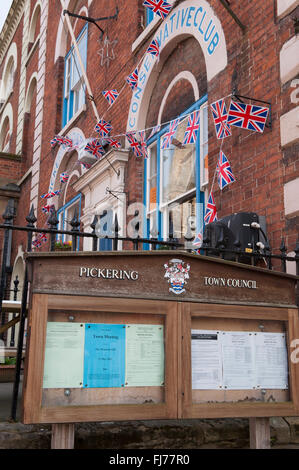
xmin=158 ymin=71 xmax=200 ymax=125
xmin=0 ymin=42 xmax=17 ymax=101
xmin=28 ymin=1 xmax=41 ymax=43
xmin=0 ymin=103 xmax=13 ymax=151
xmin=25 ymin=73 xmax=37 ymax=113
xmin=54 ymin=0 xmax=89 ymax=62
xmin=127 ymin=0 xmax=227 ymax=132
xmin=48 ymin=127 xmax=86 ymax=194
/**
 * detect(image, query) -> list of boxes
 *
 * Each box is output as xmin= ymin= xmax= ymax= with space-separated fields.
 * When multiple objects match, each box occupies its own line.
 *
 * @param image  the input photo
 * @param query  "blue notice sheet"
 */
xmin=83 ymin=324 xmax=126 ymax=388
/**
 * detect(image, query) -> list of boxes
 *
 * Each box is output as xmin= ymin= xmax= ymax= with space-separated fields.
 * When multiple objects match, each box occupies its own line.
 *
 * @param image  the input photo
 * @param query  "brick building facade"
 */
xmin=0 ymin=0 xmax=298 ymax=332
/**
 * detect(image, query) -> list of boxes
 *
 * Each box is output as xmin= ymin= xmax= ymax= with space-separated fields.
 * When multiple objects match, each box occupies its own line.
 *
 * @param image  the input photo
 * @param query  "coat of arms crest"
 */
xmin=164 ymin=259 xmax=190 ymax=295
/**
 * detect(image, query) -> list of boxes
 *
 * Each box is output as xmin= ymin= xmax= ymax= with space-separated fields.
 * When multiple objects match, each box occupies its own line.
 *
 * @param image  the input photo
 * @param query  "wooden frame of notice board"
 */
xmin=23 ymin=295 xmax=178 ymax=424
xmin=179 ymin=303 xmax=299 ymax=419
xmin=22 ymin=251 xmax=299 ymax=428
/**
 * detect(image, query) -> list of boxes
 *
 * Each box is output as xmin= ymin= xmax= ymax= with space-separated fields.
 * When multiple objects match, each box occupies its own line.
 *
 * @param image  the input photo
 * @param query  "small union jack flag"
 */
xmin=147 ymin=39 xmax=160 ymax=58
xmin=216 ymin=151 xmax=236 ymax=190
xmin=102 ymin=89 xmax=119 ymax=106
xmin=161 ymin=119 xmax=180 ymax=150
xmin=60 ymin=172 xmax=69 ymax=184
xmin=42 ymin=205 xmax=54 ymax=214
xmin=106 ymin=138 xmax=121 ymax=149
xmin=94 ymin=119 xmax=112 ymax=137
xmin=126 ymin=133 xmax=143 ymax=157
xmin=54 ymin=135 xmax=73 ymax=148
xmin=84 ymin=139 xmax=105 ymax=159
xmin=210 ymin=99 xmax=232 ymax=140
xmin=50 ymin=138 xmax=57 ymax=147
xmin=148 ymin=125 xmax=161 ymax=140
xmin=204 ymin=192 xmax=218 ymax=225
xmin=126 ymin=68 xmax=139 ymax=90
xmin=139 ymin=131 xmax=149 ymax=159
xmin=193 ymin=231 xmax=203 ymax=251
xmin=41 ymin=191 xmax=60 ymax=199
xmin=227 ymin=101 xmax=269 ymax=133
xmin=143 ymin=0 xmax=172 ymax=20
xmin=32 ymin=239 xmax=42 ymax=248
xmin=39 ymin=233 xmax=48 ymax=244
xmin=183 ymin=111 xmax=200 ymax=145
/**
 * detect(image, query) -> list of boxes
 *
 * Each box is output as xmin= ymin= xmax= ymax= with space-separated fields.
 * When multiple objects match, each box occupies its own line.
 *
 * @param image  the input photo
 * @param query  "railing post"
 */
xmin=113 ymin=213 xmax=120 ymax=251
xmin=0 ymin=201 xmax=14 ymax=340
xmin=280 ymin=239 xmax=287 ymax=273
xmin=70 ymin=208 xmax=80 ymax=251
xmin=265 ymin=241 xmax=273 ymax=270
xmin=11 ymin=205 xmax=36 ymax=421
xmin=10 ymin=275 xmax=20 ymax=347
xmin=90 ymin=215 xmax=99 ymax=252
xmin=48 ymin=209 xmax=59 ymax=252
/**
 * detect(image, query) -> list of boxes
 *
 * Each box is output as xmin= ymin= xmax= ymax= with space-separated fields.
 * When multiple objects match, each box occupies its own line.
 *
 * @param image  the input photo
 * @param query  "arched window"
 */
xmin=28 ymin=2 xmax=41 ymax=50
xmin=0 ymin=115 xmax=11 ymax=152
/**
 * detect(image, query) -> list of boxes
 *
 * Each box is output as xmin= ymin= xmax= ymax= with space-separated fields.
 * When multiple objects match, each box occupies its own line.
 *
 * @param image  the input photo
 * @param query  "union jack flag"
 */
xmin=148 ymin=125 xmax=161 ymax=140
xmin=210 ymin=99 xmax=232 ymax=140
xmin=193 ymin=231 xmax=203 ymax=252
xmin=32 ymin=239 xmax=42 ymax=249
xmin=183 ymin=111 xmax=200 ymax=145
xmin=204 ymin=192 xmax=218 ymax=225
xmin=50 ymin=138 xmax=57 ymax=147
xmin=126 ymin=133 xmax=143 ymax=157
xmin=143 ymin=0 xmax=172 ymax=20
xmin=84 ymin=139 xmax=105 ymax=159
xmin=94 ymin=119 xmax=112 ymax=137
xmin=42 ymin=205 xmax=54 ymax=214
xmin=54 ymin=135 xmax=73 ymax=148
xmin=216 ymin=151 xmax=236 ymax=190
xmin=147 ymin=39 xmax=160 ymax=58
xmin=106 ymin=138 xmax=121 ymax=149
xmin=139 ymin=131 xmax=149 ymax=159
xmin=39 ymin=233 xmax=48 ymax=244
xmin=60 ymin=172 xmax=69 ymax=183
xmin=102 ymin=89 xmax=119 ymax=106
xmin=161 ymin=119 xmax=180 ymax=150
xmin=126 ymin=68 xmax=139 ymax=90
xmin=41 ymin=191 xmax=60 ymax=199
xmin=227 ymin=101 xmax=269 ymax=133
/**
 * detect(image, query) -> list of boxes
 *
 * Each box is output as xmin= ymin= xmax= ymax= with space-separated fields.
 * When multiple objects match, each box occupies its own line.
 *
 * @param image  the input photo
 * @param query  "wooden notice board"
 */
xmin=23 ymin=251 xmax=299 ymax=424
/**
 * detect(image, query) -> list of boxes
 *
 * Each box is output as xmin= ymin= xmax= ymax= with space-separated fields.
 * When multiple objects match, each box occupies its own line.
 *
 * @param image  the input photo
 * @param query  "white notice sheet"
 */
xmin=191 ymin=330 xmax=222 ymax=389
xmin=255 ymin=332 xmax=288 ymax=389
xmin=221 ymin=331 xmax=255 ymax=390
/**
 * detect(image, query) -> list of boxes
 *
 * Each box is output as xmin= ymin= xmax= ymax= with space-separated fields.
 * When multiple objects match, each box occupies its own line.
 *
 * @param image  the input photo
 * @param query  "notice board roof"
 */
xmin=26 ymin=251 xmax=298 ymax=308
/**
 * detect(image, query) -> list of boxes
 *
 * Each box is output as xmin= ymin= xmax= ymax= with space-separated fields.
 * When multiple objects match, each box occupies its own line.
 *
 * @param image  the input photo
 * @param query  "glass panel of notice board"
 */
xmin=190 ymin=317 xmax=290 ymax=404
xmin=42 ymin=313 xmax=166 ymax=408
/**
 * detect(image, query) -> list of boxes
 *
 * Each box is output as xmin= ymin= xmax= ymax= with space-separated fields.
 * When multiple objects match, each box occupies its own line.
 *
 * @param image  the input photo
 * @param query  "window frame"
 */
xmin=62 ymin=25 xmax=88 ymax=128
xmin=57 ymin=194 xmax=82 ymax=250
xmin=144 ymin=95 xmax=208 ymax=244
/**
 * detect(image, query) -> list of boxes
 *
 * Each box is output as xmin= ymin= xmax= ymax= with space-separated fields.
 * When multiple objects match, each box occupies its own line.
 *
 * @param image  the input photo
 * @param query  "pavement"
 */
xmin=0 ymin=379 xmax=22 ymax=422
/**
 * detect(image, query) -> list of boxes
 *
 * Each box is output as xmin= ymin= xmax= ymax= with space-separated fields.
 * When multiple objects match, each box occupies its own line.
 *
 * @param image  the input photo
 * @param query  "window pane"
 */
xmin=168 ymin=197 xmax=196 ymax=240
xmin=162 ymin=119 xmax=196 ymax=204
xmin=148 ymin=144 xmax=157 ymax=212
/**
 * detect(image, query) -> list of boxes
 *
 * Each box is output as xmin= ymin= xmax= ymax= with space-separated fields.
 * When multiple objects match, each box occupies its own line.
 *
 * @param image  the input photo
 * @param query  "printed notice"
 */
xmin=125 ymin=324 xmax=164 ymax=387
xmin=83 ymin=324 xmax=125 ymax=388
xmin=255 ymin=333 xmax=288 ymax=389
xmin=191 ymin=330 xmax=222 ymax=389
xmin=43 ymin=322 xmax=85 ymax=389
xmin=222 ymin=332 xmax=255 ymax=390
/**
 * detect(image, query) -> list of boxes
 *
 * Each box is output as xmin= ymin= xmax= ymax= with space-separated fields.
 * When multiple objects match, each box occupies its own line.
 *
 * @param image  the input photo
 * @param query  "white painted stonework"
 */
xmin=280 ymin=35 xmax=299 ymax=85
xmin=73 ymin=149 xmax=129 ymax=251
xmin=127 ymin=0 xmax=227 ymax=132
xmin=284 ymin=177 xmax=299 ymax=217
xmin=280 ymin=106 xmax=299 ymax=147
xmin=277 ymin=0 xmax=299 ymax=19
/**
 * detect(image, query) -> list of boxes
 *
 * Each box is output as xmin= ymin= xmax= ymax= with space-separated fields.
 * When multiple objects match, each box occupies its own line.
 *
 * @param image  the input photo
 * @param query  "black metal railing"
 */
xmin=0 ymin=201 xmax=298 ymax=421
